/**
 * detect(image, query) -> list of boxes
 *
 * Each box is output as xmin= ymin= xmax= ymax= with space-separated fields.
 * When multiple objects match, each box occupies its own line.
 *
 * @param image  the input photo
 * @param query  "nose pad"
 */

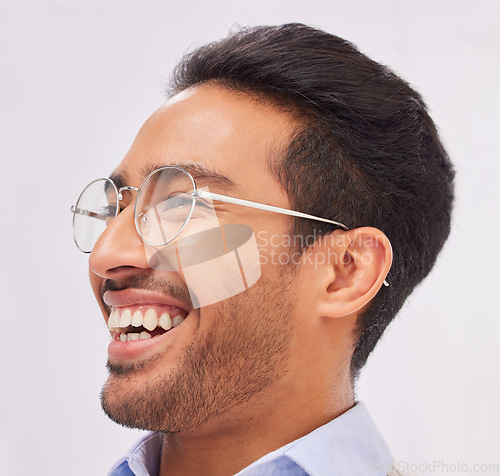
xmin=137 ymin=212 xmax=149 ymax=236
xmin=89 ymin=205 xmax=150 ymax=279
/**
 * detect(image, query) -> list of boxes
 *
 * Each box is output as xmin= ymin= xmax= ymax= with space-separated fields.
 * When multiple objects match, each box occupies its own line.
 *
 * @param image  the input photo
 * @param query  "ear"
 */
xmin=311 ymin=227 xmax=392 ymax=318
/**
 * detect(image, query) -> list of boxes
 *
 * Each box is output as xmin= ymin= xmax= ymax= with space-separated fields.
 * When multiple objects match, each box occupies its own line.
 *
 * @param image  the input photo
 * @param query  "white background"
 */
xmin=0 ymin=1 xmax=498 ymax=475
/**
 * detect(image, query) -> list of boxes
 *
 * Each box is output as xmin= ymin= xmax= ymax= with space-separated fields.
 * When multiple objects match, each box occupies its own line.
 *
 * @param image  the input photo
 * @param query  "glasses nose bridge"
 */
xmin=117 ymin=185 xmax=139 ymax=201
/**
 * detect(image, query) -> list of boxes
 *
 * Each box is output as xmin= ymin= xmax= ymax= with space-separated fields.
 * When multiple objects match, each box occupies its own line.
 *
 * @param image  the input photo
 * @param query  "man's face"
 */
xmin=89 ymin=85 xmax=313 ymax=434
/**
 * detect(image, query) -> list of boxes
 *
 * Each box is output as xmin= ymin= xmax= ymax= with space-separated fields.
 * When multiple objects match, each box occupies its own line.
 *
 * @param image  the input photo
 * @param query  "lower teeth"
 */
xmin=119 ymin=331 xmax=152 ymax=342
xmin=116 ymin=318 xmax=185 ymax=342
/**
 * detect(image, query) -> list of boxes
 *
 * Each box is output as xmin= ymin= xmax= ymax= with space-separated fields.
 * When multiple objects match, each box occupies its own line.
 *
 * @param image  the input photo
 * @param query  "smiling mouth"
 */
xmin=107 ymin=306 xmax=188 ymax=342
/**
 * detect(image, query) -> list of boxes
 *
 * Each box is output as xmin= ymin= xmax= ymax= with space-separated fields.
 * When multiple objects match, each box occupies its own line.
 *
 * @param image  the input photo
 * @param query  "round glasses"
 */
xmin=71 ymin=166 xmax=389 ymax=286
xmin=71 ymin=166 xmax=199 ymax=253
xmin=71 ymin=165 xmax=352 ymax=254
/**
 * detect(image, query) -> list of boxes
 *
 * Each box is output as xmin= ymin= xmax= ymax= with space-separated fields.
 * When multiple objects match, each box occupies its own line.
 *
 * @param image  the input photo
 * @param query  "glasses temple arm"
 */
xmin=195 ymin=190 xmax=389 ymax=287
xmin=195 ymin=190 xmax=349 ymax=230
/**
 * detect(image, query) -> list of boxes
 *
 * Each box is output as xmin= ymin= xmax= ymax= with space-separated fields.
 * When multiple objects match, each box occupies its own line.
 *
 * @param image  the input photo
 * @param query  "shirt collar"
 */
xmin=236 ymin=402 xmax=393 ymax=476
xmin=108 ymin=432 xmax=163 ymax=476
xmin=109 ymin=402 xmax=393 ymax=476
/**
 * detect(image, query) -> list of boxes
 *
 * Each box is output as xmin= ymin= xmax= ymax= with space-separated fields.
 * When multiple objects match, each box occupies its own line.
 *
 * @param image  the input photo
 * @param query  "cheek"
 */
xmin=256 ymin=229 xmax=300 ymax=269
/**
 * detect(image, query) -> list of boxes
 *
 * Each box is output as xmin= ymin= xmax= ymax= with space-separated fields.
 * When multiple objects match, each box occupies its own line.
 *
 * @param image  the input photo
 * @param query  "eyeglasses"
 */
xmin=71 ymin=165 xmax=349 ymax=254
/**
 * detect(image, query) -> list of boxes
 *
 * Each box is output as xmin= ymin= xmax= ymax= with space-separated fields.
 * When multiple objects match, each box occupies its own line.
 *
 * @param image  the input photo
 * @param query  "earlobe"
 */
xmin=315 ymin=227 xmax=392 ymax=318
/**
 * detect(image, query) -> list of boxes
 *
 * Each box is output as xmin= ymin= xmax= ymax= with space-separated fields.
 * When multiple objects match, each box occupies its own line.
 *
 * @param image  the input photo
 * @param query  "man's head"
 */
xmin=168 ymin=23 xmax=454 ymax=377
xmin=86 ymin=23 xmax=453 ymax=434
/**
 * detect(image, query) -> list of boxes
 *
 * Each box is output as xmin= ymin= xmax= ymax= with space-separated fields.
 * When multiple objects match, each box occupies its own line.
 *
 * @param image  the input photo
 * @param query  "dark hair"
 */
xmin=169 ymin=23 xmax=455 ymax=379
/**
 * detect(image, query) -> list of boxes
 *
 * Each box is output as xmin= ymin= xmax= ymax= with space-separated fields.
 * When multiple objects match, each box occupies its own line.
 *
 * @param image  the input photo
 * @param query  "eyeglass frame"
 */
xmin=71 ymin=165 xmax=388 ymax=286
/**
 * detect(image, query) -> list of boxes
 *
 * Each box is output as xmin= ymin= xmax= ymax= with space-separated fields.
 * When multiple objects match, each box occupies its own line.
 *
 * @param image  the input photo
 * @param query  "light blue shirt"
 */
xmin=108 ymin=402 xmax=394 ymax=476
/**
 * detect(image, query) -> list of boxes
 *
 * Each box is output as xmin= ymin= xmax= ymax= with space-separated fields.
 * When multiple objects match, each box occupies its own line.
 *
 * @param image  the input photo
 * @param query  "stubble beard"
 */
xmin=100 ymin=269 xmax=296 ymax=433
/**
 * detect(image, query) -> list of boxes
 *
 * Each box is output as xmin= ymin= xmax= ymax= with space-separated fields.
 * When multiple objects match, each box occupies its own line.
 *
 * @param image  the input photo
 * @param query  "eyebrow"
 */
xmin=109 ymin=161 xmax=236 ymax=192
xmin=108 ymin=171 xmax=128 ymax=190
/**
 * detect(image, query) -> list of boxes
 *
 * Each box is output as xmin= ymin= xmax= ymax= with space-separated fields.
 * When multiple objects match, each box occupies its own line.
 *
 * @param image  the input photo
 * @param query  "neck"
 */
xmin=159 ymin=381 xmax=355 ymax=476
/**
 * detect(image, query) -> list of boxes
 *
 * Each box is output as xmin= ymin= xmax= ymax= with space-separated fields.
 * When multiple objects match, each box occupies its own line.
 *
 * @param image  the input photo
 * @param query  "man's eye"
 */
xmin=101 ymin=205 xmax=118 ymax=217
xmin=99 ymin=204 xmax=119 ymax=225
xmin=162 ymin=194 xmax=193 ymax=210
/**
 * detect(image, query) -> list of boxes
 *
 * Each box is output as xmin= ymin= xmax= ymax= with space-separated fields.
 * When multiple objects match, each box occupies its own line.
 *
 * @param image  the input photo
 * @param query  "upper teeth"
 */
xmin=108 ymin=307 xmax=183 ymax=333
xmin=144 ymin=308 xmax=158 ymax=331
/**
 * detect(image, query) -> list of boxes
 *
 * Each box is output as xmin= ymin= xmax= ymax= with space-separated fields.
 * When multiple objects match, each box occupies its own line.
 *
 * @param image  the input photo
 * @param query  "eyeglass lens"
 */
xmin=135 ymin=167 xmax=196 ymax=246
xmin=73 ymin=178 xmax=118 ymax=253
xmin=73 ymin=167 xmax=197 ymax=252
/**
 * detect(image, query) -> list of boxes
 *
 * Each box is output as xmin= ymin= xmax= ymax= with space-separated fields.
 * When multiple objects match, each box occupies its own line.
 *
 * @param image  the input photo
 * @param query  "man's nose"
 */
xmin=89 ymin=206 xmax=150 ymax=280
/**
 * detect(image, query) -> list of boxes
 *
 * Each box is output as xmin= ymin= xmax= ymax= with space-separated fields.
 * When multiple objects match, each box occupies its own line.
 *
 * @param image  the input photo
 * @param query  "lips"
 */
xmin=103 ymin=288 xmax=191 ymax=312
xmin=108 ymin=305 xmax=187 ymax=341
xmin=103 ymin=289 xmax=191 ymax=359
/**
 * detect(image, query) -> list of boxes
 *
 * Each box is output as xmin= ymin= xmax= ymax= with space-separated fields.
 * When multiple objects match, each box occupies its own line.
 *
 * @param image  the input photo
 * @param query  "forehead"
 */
xmin=115 ymin=85 xmax=295 ymax=202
